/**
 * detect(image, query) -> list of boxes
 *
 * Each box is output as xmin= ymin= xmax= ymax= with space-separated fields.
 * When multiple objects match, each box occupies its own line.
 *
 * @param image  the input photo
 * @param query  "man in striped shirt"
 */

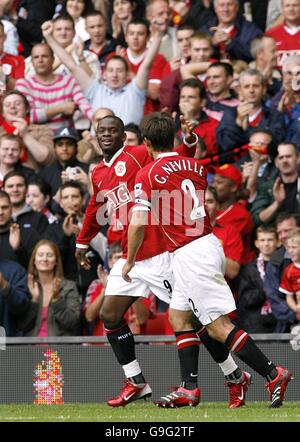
xmin=16 ymin=43 xmax=92 ymax=131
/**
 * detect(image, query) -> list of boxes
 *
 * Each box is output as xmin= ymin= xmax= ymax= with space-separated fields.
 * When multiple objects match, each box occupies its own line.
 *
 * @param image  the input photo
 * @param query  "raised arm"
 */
xmin=135 ymin=20 xmax=165 ymax=91
xmin=41 ymin=21 xmax=93 ymax=93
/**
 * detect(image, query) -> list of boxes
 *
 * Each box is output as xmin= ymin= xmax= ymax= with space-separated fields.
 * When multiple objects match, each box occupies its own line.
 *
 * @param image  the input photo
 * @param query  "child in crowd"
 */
xmin=279 ymin=228 xmax=300 ymax=324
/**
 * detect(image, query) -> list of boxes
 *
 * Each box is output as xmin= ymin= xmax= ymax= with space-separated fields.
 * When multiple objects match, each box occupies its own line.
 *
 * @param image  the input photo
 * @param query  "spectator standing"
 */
xmin=42 ymin=18 xmax=166 ymax=125
xmin=264 ymin=212 xmax=300 ymax=332
xmin=0 ymin=189 xmax=42 ymax=268
xmin=200 ymin=0 xmax=262 ymax=62
xmin=15 ymin=0 xmax=56 ymax=57
xmin=45 ymin=181 xmax=102 ymax=298
xmin=26 ymin=177 xmax=57 ymax=224
xmin=217 ymin=69 xmax=285 ymax=152
xmin=267 ymin=0 xmax=300 ymax=68
xmin=124 ymin=18 xmax=170 ymax=114
xmin=25 ymin=13 xmax=101 ymax=81
xmin=236 ymin=225 xmax=278 ymax=333
xmin=250 ymin=142 xmax=300 ymax=227
xmin=16 ymin=43 xmax=93 ymax=131
xmin=18 ymin=239 xmax=81 ymax=336
xmin=3 ymin=171 xmax=48 ymax=234
xmin=0 ymin=258 xmax=29 ymax=336
xmin=0 ymin=21 xmax=25 ymax=91
xmin=38 ymin=127 xmax=89 ymax=199
xmin=83 ymin=11 xmax=120 ymax=69
xmin=146 ymin=0 xmax=178 ymax=62
xmin=209 ymin=163 xmax=255 ymax=264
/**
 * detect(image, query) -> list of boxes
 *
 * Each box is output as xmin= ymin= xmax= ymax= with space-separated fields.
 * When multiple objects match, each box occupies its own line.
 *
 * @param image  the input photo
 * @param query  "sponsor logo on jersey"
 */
xmin=104 ymin=183 xmax=132 ymax=210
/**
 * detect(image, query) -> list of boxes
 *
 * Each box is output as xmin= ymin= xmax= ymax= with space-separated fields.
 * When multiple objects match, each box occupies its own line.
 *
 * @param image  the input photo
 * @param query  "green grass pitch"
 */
xmin=0 ymin=402 xmax=299 ymax=422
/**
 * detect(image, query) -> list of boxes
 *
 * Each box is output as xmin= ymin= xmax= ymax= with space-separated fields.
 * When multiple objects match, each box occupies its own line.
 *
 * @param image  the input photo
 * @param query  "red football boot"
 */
xmin=226 ymin=371 xmax=252 ymax=408
xmin=266 ymin=366 xmax=293 ymax=408
xmin=107 ymin=380 xmax=152 ymax=407
xmin=154 ymin=386 xmax=200 ymax=408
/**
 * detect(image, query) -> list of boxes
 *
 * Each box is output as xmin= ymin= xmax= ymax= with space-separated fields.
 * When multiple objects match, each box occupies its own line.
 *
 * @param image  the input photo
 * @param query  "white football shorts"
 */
xmin=105 ymin=251 xmax=173 ymax=304
xmin=170 ymin=233 xmax=236 ymax=325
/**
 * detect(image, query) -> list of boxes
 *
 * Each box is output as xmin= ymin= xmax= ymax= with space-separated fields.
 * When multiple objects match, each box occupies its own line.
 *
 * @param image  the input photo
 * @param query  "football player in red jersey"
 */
xmin=75 ymin=115 xmax=252 ymax=409
xmin=123 ymin=112 xmax=293 ymax=408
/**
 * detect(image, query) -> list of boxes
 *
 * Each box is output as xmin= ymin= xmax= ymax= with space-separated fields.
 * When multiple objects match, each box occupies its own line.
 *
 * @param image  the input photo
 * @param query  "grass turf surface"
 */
xmin=0 ymin=402 xmax=299 ymax=422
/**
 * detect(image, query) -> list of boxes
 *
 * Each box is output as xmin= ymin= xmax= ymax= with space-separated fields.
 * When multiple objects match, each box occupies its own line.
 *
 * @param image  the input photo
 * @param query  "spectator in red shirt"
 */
xmin=124 ymin=18 xmax=170 ymax=114
xmin=279 ymin=228 xmax=300 ymax=323
xmin=205 ymin=185 xmax=243 ymax=280
xmin=160 ymin=31 xmax=214 ymax=113
xmin=0 ymin=21 xmax=24 ymax=91
xmin=266 ymin=0 xmax=300 ymax=68
xmin=175 ymin=78 xmax=219 ymax=157
xmin=209 ymin=163 xmax=255 ymax=264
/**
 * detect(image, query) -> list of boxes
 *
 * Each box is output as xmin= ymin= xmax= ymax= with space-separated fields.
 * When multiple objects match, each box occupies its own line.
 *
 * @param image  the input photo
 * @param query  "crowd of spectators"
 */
xmin=0 ymin=0 xmax=300 ymax=337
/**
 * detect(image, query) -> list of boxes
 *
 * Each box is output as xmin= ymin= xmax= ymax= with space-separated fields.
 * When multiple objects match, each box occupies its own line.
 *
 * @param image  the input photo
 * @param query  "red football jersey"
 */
xmin=213 ymin=222 xmax=243 ymax=264
xmin=125 ymin=49 xmax=170 ymax=114
xmin=279 ymin=262 xmax=300 ymax=295
xmin=76 ymin=145 xmax=167 ymax=261
xmin=134 ymin=152 xmax=212 ymax=252
xmin=266 ymin=24 xmax=300 ymax=67
xmin=1 ymin=53 xmax=25 ymax=79
xmin=215 ymin=203 xmax=255 ymax=265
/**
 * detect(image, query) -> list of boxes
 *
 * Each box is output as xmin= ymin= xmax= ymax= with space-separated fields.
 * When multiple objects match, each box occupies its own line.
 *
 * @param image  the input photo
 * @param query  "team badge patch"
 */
xmin=114 ymin=161 xmax=126 ymax=177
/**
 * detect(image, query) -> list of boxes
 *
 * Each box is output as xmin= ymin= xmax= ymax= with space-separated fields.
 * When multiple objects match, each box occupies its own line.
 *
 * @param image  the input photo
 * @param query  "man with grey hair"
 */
xmin=249 ymin=35 xmax=281 ymax=97
xmin=267 ymin=0 xmax=300 ymax=67
xmin=268 ymin=55 xmax=300 ymax=111
xmin=201 ymin=0 xmax=262 ymax=62
xmin=217 ymin=68 xmax=285 ymax=151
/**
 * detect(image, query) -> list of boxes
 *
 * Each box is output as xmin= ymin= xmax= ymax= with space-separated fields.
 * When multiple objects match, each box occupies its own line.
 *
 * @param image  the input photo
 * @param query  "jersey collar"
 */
xmin=157 ymin=152 xmax=179 ymax=159
xmin=103 ymin=146 xmax=125 ymax=167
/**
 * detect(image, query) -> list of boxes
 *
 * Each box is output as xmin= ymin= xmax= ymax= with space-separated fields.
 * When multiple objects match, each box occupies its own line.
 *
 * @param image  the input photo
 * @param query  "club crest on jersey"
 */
xmin=114 ymin=161 xmax=126 ymax=177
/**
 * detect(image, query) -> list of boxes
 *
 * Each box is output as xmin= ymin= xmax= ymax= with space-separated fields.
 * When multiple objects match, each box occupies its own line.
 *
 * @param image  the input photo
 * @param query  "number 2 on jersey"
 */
xmin=181 ymin=179 xmax=206 ymax=221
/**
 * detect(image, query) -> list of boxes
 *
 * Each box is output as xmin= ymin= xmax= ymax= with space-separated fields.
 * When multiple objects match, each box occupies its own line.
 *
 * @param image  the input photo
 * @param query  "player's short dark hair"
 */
xmin=3 ymin=171 xmax=27 ymax=188
xmin=140 ymin=112 xmax=175 ymax=151
xmin=97 ymin=115 xmax=125 ymax=133
xmin=176 ymin=23 xmax=195 ymax=33
xmin=179 ymin=78 xmax=206 ymax=100
xmin=60 ymin=181 xmax=85 ymax=198
xmin=208 ymin=61 xmax=234 ymax=77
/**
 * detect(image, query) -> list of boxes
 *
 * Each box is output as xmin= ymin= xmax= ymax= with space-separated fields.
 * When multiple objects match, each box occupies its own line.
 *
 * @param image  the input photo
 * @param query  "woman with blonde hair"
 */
xmin=19 ymin=240 xmax=81 ymax=336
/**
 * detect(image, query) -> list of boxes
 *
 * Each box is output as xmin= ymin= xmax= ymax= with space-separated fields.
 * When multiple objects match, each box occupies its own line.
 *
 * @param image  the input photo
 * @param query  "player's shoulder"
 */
xmin=124 ymin=144 xmax=151 ymax=166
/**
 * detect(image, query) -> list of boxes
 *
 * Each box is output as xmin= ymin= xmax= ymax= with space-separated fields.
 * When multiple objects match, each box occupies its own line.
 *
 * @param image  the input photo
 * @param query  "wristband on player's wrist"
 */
xmin=183 ymin=133 xmax=198 ymax=148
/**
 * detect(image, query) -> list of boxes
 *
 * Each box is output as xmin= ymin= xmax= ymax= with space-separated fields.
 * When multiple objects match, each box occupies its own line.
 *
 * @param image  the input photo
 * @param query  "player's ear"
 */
xmin=143 ymin=137 xmax=151 ymax=148
xmin=123 ymin=132 xmax=127 ymax=144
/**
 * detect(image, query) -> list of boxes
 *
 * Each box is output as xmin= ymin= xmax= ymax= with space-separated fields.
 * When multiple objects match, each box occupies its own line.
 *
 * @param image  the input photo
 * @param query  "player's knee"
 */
xmin=206 ymin=324 xmax=227 ymax=343
xmin=168 ymin=309 xmax=192 ymax=332
xmin=99 ymin=305 xmax=122 ymax=329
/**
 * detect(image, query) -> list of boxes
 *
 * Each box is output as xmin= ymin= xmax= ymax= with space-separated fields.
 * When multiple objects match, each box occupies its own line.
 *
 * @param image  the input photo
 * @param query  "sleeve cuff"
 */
xmin=76 ymin=244 xmax=89 ymax=249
